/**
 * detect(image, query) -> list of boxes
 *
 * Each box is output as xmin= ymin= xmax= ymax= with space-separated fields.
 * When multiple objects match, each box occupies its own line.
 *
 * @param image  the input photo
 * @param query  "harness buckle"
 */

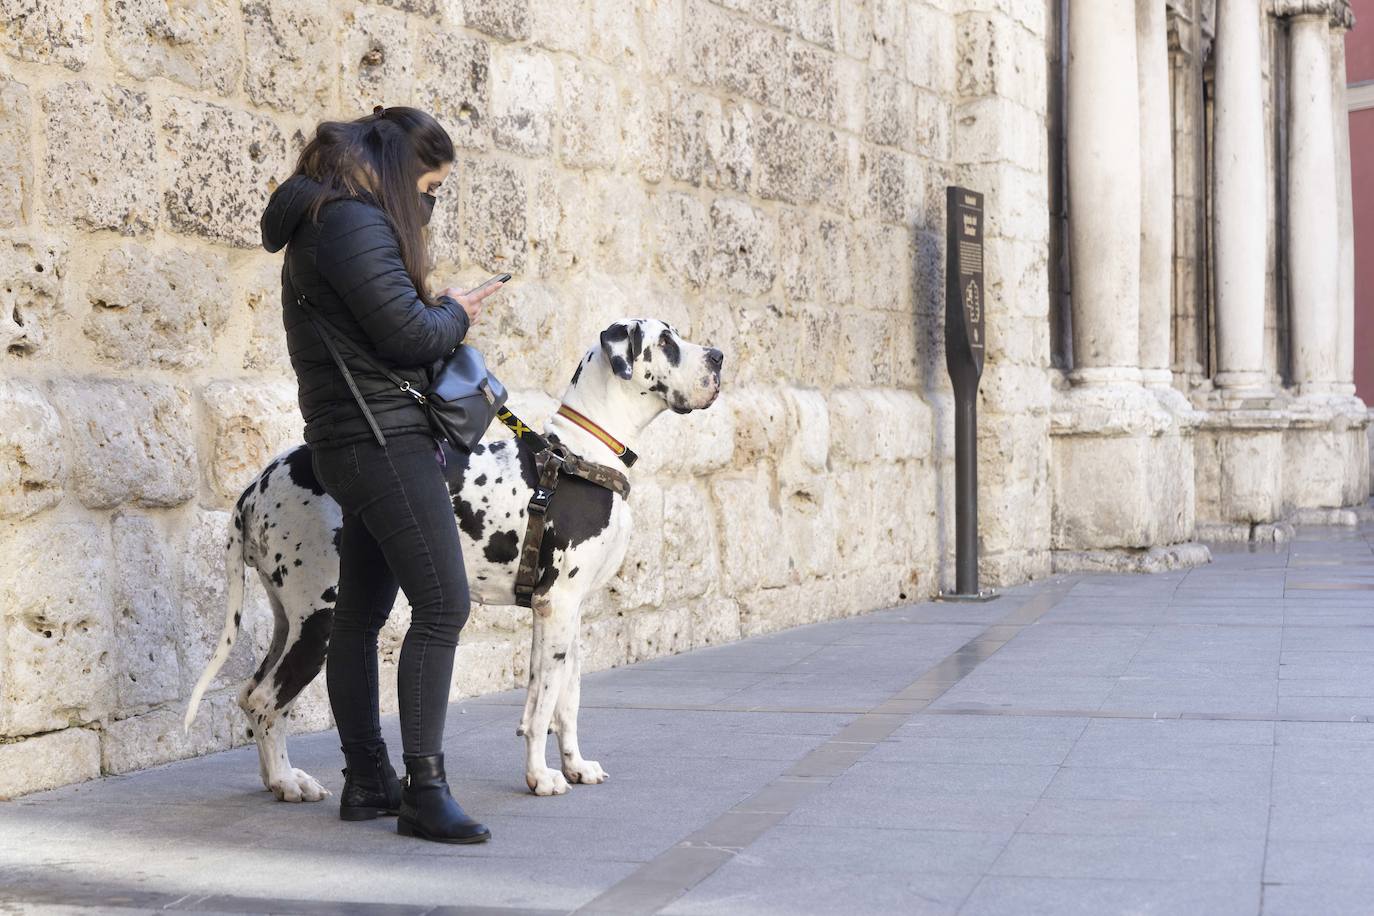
xmin=527 ymin=487 xmax=554 ymax=515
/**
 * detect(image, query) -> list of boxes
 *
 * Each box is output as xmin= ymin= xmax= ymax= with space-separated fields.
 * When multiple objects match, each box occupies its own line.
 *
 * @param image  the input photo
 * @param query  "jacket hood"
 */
xmin=260 ymin=173 xmax=325 ymax=253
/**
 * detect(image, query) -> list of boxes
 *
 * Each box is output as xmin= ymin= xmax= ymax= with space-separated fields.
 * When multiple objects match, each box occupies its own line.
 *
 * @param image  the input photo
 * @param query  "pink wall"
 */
xmin=1349 ymin=1 xmax=1374 ymax=401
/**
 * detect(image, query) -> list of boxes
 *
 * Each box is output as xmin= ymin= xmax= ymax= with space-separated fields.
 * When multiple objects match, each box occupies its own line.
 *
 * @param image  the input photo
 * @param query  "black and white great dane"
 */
xmin=183 ymin=319 xmax=724 ymax=799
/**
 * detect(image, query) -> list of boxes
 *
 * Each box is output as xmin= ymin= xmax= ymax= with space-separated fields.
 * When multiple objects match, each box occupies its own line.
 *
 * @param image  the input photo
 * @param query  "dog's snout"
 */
xmin=706 ymin=348 xmax=724 ymax=371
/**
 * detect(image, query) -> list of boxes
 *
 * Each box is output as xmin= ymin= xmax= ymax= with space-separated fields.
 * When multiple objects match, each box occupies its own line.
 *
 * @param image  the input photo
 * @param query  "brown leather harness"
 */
xmin=494 ymin=407 xmax=633 ymax=608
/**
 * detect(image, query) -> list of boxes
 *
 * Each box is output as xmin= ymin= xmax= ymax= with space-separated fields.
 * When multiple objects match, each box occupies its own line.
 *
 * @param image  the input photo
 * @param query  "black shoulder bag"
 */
xmin=288 ymin=265 xmax=508 ymax=451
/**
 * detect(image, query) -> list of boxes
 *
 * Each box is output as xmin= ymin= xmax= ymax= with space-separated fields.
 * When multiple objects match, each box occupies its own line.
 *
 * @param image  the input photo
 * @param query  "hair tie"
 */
xmin=373 ymin=104 xmax=385 ymax=115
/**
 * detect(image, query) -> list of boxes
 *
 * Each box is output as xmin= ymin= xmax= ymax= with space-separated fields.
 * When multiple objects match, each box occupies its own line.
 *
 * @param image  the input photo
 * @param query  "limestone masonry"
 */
xmin=0 ymin=0 xmax=1366 ymax=798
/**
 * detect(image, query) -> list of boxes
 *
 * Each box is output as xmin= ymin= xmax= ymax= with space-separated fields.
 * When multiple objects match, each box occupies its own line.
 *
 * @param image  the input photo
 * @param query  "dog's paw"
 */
xmin=270 ymin=768 xmax=331 ymax=803
xmin=563 ymin=758 xmax=608 ymax=785
xmin=525 ymin=767 xmax=570 ymax=796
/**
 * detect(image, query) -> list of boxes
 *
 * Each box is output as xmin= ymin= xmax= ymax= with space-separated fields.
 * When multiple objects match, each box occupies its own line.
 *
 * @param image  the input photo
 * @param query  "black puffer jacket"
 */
xmin=261 ymin=173 xmax=470 ymax=449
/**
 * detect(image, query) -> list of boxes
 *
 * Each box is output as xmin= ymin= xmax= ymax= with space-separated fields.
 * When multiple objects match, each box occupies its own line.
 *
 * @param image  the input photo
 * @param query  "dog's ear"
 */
xmin=600 ymin=320 xmax=643 ymax=380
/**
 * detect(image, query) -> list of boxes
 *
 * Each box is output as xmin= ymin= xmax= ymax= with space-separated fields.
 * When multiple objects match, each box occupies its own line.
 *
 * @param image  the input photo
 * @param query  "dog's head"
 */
xmin=598 ymin=318 xmax=723 ymax=413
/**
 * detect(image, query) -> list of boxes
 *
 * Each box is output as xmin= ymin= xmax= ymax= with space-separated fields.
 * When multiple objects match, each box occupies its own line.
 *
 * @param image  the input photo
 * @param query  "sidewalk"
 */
xmin=2 ymin=520 xmax=1372 ymax=916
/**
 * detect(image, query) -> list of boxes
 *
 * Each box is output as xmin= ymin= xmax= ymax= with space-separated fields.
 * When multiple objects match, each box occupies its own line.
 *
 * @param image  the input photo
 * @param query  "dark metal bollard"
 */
xmin=939 ymin=186 xmax=997 ymax=602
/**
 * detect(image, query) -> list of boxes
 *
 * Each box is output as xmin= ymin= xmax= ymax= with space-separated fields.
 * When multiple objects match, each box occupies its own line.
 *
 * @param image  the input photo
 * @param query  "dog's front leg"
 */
xmin=520 ymin=594 xmax=577 ymax=796
xmin=554 ymin=631 xmax=607 ymax=785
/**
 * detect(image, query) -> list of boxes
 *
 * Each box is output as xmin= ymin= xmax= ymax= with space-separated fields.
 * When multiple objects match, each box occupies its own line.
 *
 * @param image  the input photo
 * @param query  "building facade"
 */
xmin=0 ymin=0 xmax=1366 ymax=798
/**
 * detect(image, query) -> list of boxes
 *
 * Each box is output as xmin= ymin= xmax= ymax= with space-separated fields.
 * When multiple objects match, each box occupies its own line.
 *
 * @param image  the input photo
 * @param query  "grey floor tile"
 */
xmin=988 ymin=832 xmax=1264 ymax=883
xmin=1261 ymin=883 xmax=1374 ymax=916
xmin=959 ymin=876 xmax=1262 ymax=916
xmin=1063 ymin=739 xmax=1272 ymax=773
xmin=1018 ymin=798 xmax=1269 ymax=839
xmin=1043 ymin=766 xmax=1272 ymax=803
xmin=663 ymin=864 xmax=981 ymax=916
xmin=1264 ymin=840 xmax=1374 ymax=887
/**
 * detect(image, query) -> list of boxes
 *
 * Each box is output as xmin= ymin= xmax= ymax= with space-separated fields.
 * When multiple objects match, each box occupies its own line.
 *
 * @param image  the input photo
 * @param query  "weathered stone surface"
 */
xmin=41 ymin=81 xmax=158 ymax=235
xmin=651 ymin=192 xmax=710 ymax=289
xmin=0 ymin=233 xmax=66 ymax=360
xmin=200 ymin=380 xmax=303 ymax=504
xmin=340 ymin=5 xmax=414 ymax=112
xmin=456 ymin=155 xmax=528 ymax=273
xmin=179 ymin=509 xmax=261 ymax=696
xmin=242 ymin=258 xmax=293 ymax=374
xmin=529 ymin=2 xmax=589 ymax=53
xmin=0 ymin=728 xmax=100 ymax=799
xmin=51 ymin=380 xmax=197 ymax=510
xmin=628 ymin=605 xmax=693 ymax=661
xmin=608 ymin=479 xmax=665 ymax=611
xmin=660 ymin=482 xmax=720 ymax=602
xmin=83 ymin=241 xmax=230 ymax=369
xmin=0 ymin=0 xmax=94 ymax=70
xmin=0 ymin=78 xmax=32 ymax=227
xmin=685 ymin=0 xmax=786 ymax=108
xmin=416 ymin=30 xmax=490 ymax=151
xmin=708 ymin=197 xmax=777 ymax=295
xmin=559 ymin=58 xmax=619 ymax=170
xmin=0 ymin=380 xmax=65 ymax=520
xmin=243 ymin=0 xmax=335 ymax=114
xmin=711 ymin=466 xmax=789 ymax=594
xmin=161 ymin=98 xmax=287 ymax=248
xmin=465 ymin=0 xmax=530 ymax=41
xmin=0 ymin=519 xmax=113 ymax=736
xmin=787 ymin=40 xmax=838 ymax=122
xmin=105 ymin=0 xmax=243 ymax=95
xmin=490 ymin=47 xmax=554 ymax=155
xmin=110 ymin=511 xmax=181 ymax=710
xmin=756 ymin=111 xmax=844 ymax=207
xmin=101 ymin=693 xmax=235 ymax=776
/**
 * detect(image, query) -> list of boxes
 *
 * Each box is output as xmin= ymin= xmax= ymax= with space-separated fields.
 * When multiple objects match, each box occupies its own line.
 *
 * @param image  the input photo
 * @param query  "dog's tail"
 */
xmin=183 ymin=494 xmax=250 ymax=733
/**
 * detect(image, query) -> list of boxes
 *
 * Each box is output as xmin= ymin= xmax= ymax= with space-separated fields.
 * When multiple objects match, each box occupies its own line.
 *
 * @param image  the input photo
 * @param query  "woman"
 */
xmin=259 ymin=106 xmax=503 ymax=844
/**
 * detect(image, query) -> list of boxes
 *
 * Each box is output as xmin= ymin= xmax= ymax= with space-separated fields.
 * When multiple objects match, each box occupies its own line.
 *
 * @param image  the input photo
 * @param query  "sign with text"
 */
xmin=945 ymin=186 xmax=986 ymax=390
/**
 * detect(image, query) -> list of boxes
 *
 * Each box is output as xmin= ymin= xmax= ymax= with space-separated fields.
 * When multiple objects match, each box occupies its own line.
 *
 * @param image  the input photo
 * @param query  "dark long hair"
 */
xmin=292 ymin=106 xmax=454 ymax=306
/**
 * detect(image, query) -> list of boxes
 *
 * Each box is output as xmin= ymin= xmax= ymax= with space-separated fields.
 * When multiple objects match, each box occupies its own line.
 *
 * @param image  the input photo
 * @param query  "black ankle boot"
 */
xmin=339 ymin=742 xmax=402 ymax=821
xmin=396 ymin=753 xmax=491 ymax=844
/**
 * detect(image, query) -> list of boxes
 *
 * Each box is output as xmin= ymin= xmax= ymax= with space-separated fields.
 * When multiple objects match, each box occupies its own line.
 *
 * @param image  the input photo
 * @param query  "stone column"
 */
xmin=1138 ymin=0 xmax=1174 ymax=388
xmin=1278 ymin=1 xmax=1342 ymax=394
xmin=1331 ymin=6 xmax=1356 ymax=394
xmin=1067 ymin=0 xmax=1142 ymax=386
xmin=1211 ymin=0 xmax=1269 ymax=395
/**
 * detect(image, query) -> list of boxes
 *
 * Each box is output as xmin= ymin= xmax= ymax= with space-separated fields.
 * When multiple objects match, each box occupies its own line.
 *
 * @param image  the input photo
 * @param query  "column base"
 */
xmin=1194 ymin=406 xmax=1290 ymax=527
xmin=1283 ymin=393 xmax=1370 ymax=510
xmin=1050 ymin=382 xmax=1200 ymax=559
xmin=1194 ymin=521 xmax=1296 ymax=544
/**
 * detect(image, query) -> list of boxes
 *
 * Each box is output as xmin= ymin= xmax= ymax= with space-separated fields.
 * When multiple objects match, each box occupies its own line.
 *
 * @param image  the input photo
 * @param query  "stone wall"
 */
xmin=0 ymin=0 xmax=1040 ymax=798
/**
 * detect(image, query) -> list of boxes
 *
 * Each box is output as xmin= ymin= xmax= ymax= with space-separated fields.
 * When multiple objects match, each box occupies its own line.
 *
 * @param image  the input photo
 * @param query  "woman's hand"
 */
xmin=440 ymin=279 xmax=506 ymax=325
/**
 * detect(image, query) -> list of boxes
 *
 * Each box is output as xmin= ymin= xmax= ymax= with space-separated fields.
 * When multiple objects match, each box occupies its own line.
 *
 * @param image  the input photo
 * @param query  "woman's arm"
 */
xmin=315 ymin=200 xmax=469 ymax=366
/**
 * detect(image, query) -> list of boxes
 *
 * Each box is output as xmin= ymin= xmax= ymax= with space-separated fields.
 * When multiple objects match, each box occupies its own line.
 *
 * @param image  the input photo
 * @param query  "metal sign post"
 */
xmin=939 ymin=186 xmax=996 ymax=602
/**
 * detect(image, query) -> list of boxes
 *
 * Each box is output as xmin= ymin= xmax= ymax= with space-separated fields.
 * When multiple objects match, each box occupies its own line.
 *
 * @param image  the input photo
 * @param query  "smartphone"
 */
xmin=467 ymin=273 xmax=512 ymax=296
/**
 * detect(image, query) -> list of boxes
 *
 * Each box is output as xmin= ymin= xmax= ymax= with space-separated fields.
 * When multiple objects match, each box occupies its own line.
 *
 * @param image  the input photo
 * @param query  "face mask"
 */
xmin=419 ymin=191 xmax=436 ymax=225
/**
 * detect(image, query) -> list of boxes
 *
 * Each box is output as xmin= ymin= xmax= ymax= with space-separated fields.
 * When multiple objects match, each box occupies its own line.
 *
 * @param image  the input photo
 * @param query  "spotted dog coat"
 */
xmin=184 ymin=319 xmax=724 ymax=799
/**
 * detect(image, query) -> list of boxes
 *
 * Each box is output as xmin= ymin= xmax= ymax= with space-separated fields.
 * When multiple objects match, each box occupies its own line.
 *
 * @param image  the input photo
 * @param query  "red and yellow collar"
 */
xmin=556 ymin=404 xmax=638 ymax=468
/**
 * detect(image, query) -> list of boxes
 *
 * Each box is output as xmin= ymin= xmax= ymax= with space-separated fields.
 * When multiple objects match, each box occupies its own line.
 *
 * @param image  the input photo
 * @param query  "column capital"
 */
xmin=1270 ymin=0 xmax=1353 ymax=29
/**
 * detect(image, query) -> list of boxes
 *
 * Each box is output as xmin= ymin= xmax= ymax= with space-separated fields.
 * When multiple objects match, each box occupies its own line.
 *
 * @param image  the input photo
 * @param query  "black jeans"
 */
xmin=310 ymin=430 xmax=470 ymax=758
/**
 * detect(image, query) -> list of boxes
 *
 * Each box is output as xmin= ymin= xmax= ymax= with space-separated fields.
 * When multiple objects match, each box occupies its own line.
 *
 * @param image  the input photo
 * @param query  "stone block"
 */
xmin=667 ymin=87 xmax=718 ymax=186
xmin=340 ymin=5 xmax=414 ymax=113
xmin=241 ymin=258 xmax=293 ymax=374
xmin=110 ymin=511 xmax=182 ymax=710
xmin=690 ymin=597 xmax=741 ymax=649
xmin=457 ymin=155 xmax=528 ymax=273
xmin=179 ymin=508 xmax=261 ymax=695
xmin=684 ymin=0 xmax=787 ymax=108
xmin=414 ymin=30 xmax=490 ymax=151
xmin=489 ymin=47 xmax=554 ymax=155
xmin=636 ymin=395 xmax=736 ymax=476
xmin=161 ymin=97 xmax=288 ymax=248
xmin=607 ymin=479 xmax=665 ymax=611
xmin=638 ymin=0 xmax=683 ymax=76
xmin=956 ymin=11 xmax=1046 ymax=111
xmin=954 ymin=95 xmax=1046 ymax=173
xmin=1284 ymin=418 xmax=1360 ymax=511
xmin=906 ymin=8 xmax=957 ymax=92
xmin=707 ymin=100 xmax=754 ymax=193
xmin=530 ymin=2 xmax=589 ymax=53
xmin=711 ymin=466 xmax=789 ymax=593
xmin=628 ymin=604 xmax=694 ymax=662
xmin=375 ymin=0 xmax=438 ymax=14
xmin=0 ymin=0 xmax=94 ymax=70
xmin=957 ymin=161 xmax=1048 ymax=244
xmin=913 ymin=90 xmax=953 ymax=161
xmin=0 ymin=728 xmax=100 ymax=799
xmin=1194 ymin=416 xmax=1285 ymax=526
xmin=827 ymin=389 xmax=932 ymax=465
xmin=578 ymin=613 xmax=629 ymax=674
xmin=737 ymin=578 xmax=840 ymax=638
xmin=621 ymin=82 xmax=669 ymax=184
xmin=756 ymin=111 xmax=844 ymax=207
xmin=200 ymin=380 xmax=303 ymax=504
xmin=709 ymin=197 xmax=777 ymax=295
xmin=40 ymin=80 xmax=158 ymax=236
xmin=450 ymin=635 xmax=519 ymax=699
xmin=0 ymin=380 xmax=64 ymax=520
xmin=857 ymin=148 xmax=924 ymax=226
xmin=848 ymin=219 xmax=909 ymax=311
xmin=786 ymin=39 xmax=838 ymax=122
xmin=778 ymin=388 xmax=830 ymax=485
xmin=864 ymin=70 xmax=903 ymax=146
xmin=105 ymin=0 xmax=243 ymax=95
xmin=730 ymin=386 xmax=791 ymax=467
xmin=51 ymin=379 xmax=197 ymax=510
xmin=465 ymin=0 xmax=530 ymax=40
xmin=588 ymin=0 xmax=641 ymax=64
xmin=243 ymin=0 xmax=334 ymax=113
xmin=869 ymin=0 xmax=908 ymax=75
xmin=83 ymin=241 xmax=230 ymax=370
xmin=651 ymin=192 xmax=710 ymax=289
xmin=0 ymin=232 xmax=66 ymax=359
xmin=101 ymin=693 xmax=235 ymax=775
xmin=0 ymin=78 xmax=32 ymax=227
xmin=0 ymin=519 xmax=114 ymax=736
xmin=660 ymin=482 xmax=721 ymax=603
xmin=838 ymin=0 xmax=873 ymax=59
xmin=559 ymin=58 xmax=619 ymax=170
